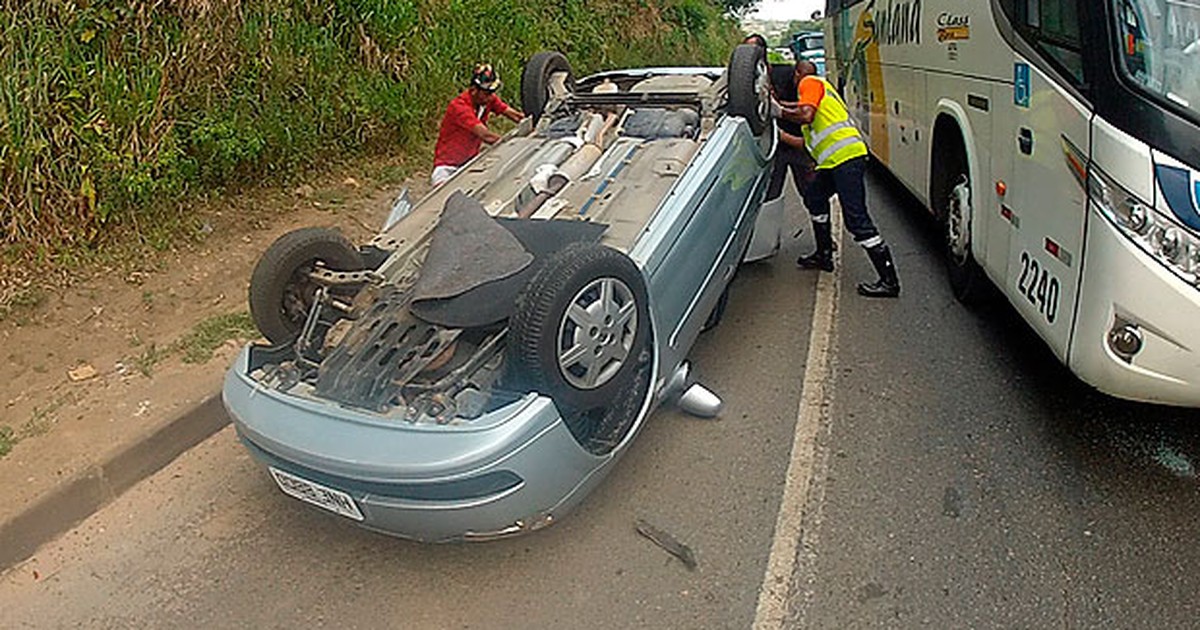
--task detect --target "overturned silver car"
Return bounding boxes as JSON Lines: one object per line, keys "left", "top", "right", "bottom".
{"left": 222, "top": 45, "right": 781, "bottom": 541}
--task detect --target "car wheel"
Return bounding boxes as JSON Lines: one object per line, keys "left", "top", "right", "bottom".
{"left": 562, "top": 352, "right": 652, "bottom": 456}
{"left": 726, "top": 43, "right": 770, "bottom": 136}
{"left": 509, "top": 242, "right": 652, "bottom": 412}
{"left": 521, "top": 51, "right": 574, "bottom": 125}
{"left": 934, "top": 142, "right": 987, "bottom": 306}
{"left": 249, "top": 227, "right": 364, "bottom": 344}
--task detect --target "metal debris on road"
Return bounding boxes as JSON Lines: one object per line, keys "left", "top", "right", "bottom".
{"left": 635, "top": 519, "right": 697, "bottom": 571}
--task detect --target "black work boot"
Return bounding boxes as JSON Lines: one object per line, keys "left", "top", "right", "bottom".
{"left": 857, "top": 244, "right": 900, "bottom": 298}
{"left": 797, "top": 221, "right": 834, "bottom": 272}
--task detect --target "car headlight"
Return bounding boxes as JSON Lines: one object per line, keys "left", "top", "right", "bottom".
{"left": 1090, "top": 165, "right": 1200, "bottom": 286}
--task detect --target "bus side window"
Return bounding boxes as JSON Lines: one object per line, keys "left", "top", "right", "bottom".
{"left": 1001, "top": 0, "right": 1087, "bottom": 87}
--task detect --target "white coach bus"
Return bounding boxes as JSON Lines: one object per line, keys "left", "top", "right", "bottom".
{"left": 824, "top": 0, "right": 1200, "bottom": 406}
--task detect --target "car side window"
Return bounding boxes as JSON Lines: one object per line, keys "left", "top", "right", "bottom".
{"left": 1000, "top": 0, "right": 1087, "bottom": 87}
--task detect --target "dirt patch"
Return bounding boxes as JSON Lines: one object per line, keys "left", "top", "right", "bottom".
{"left": 0, "top": 155, "right": 431, "bottom": 473}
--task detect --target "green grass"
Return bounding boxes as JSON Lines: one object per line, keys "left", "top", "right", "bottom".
{"left": 768, "top": 51, "right": 791, "bottom": 64}
{"left": 0, "top": 392, "right": 77, "bottom": 459}
{"left": 176, "top": 311, "right": 258, "bottom": 364}
{"left": 0, "top": 426, "right": 14, "bottom": 458}
{"left": 123, "top": 311, "right": 258, "bottom": 377}
{"left": 1, "top": 0, "right": 741, "bottom": 271}
{"left": 0, "top": 287, "right": 46, "bottom": 322}
{"left": 131, "top": 342, "right": 170, "bottom": 377}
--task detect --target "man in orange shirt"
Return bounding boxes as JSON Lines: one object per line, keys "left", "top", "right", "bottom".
{"left": 778, "top": 61, "right": 899, "bottom": 298}
{"left": 431, "top": 64, "right": 525, "bottom": 186}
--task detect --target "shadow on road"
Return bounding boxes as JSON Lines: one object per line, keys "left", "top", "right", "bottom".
{"left": 871, "top": 162, "right": 1200, "bottom": 491}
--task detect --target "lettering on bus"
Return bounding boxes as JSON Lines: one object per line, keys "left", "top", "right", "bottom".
{"left": 937, "top": 12, "right": 970, "bottom": 42}
{"left": 874, "top": 0, "right": 922, "bottom": 47}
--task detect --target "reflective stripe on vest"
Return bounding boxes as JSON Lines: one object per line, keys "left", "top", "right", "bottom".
{"left": 801, "top": 78, "right": 868, "bottom": 169}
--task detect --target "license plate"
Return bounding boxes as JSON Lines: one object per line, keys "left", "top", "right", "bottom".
{"left": 269, "top": 467, "right": 364, "bottom": 522}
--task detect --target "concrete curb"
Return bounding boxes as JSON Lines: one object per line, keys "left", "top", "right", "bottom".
{"left": 0, "top": 394, "right": 228, "bottom": 572}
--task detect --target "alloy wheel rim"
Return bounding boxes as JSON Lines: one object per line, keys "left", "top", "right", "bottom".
{"left": 557, "top": 277, "right": 637, "bottom": 390}
{"left": 755, "top": 59, "right": 771, "bottom": 123}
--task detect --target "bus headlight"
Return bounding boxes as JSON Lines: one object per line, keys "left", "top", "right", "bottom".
{"left": 1090, "top": 165, "right": 1200, "bottom": 285}
{"left": 1128, "top": 203, "right": 1149, "bottom": 233}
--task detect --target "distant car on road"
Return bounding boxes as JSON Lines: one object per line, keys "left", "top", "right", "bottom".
{"left": 222, "top": 45, "right": 782, "bottom": 542}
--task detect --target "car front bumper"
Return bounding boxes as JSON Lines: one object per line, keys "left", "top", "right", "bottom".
{"left": 222, "top": 346, "right": 609, "bottom": 542}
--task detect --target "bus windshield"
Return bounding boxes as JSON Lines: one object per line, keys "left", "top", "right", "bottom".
{"left": 1114, "top": 0, "right": 1200, "bottom": 119}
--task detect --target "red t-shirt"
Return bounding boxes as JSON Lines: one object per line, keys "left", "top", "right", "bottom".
{"left": 433, "top": 90, "right": 510, "bottom": 167}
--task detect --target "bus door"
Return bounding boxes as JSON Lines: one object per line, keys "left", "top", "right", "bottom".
{"left": 997, "top": 0, "right": 1092, "bottom": 360}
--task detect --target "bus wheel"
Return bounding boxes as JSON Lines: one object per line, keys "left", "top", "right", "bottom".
{"left": 938, "top": 161, "right": 987, "bottom": 305}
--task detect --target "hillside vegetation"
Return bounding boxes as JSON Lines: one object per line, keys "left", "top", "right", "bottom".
{"left": 0, "top": 0, "right": 741, "bottom": 267}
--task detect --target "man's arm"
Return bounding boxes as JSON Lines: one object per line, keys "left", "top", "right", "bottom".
{"left": 490, "top": 96, "right": 524, "bottom": 123}
{"left": 779, "top": 104, "right": 817, "bottom": 125}
{"left": 501, "top": 107, "right": 525, "bottom": 123}
{"left": 471, "top": 123, "right": 503, "bottom": 144}
{"left": 779, "top": 130, "right": 807, "bottom": 150}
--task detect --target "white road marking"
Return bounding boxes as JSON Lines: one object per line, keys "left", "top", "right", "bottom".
{"left": 752, "top": 204, "right": 843, "bottom": 630}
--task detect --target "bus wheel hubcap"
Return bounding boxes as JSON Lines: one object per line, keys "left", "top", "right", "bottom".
{"left": 947, "top": 175, "right": 971, "bottom": 263}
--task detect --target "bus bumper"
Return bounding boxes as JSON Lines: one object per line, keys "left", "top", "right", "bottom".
{"left": 1071, "top": 209, "right": 1200, "bottom": 407}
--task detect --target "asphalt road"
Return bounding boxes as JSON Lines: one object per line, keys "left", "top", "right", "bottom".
{"left": 0, "top": 187, "right": 819, "bottom": 629}
{"left": 792, "top": 168, "right": 1200, "bottom": 628}
{"left": 5, "top": 171, "right": 1200, "bottom": 629}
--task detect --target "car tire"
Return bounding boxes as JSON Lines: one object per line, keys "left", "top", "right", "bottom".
{"left": 509, "top": 242, "right": 652, "bottom": 412}
{"left": 521, "top": 51, "right": 573, "bottom": 125}
{"left": 561, "top": 353, "right": 652, "bottom": 456}
{"left": 249, "top": 227, "right": 363, "bottom": 344}
{"left": 726, "top": 43, "right": 770, "bottom": 136}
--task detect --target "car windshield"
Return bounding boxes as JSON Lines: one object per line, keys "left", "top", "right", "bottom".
{"left": 1114, "top": 0, "right": 1200, "bottom": 120}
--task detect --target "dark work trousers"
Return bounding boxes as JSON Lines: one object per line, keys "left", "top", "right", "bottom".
{"left": 766, "top": 144, "right": 815, "bottom": 201}
{"left": 801, "top": 156, "right": 883, "bottom": 248}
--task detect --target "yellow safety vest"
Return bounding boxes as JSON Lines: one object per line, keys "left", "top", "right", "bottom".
{"left": 801, "top": 77, "right": 868, "bottom": 170}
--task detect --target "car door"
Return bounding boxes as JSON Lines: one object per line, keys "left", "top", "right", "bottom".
{"left": 637, "top": 118, "right": 764, "bottom": 369}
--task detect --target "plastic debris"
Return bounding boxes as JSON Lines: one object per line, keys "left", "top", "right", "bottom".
{"left": 635, "top": 519, "right": 697, "bottom": 571}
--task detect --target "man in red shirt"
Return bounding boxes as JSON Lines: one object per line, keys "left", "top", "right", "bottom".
{"left": 431, "top": 63, "right": 524, "bottom": 186}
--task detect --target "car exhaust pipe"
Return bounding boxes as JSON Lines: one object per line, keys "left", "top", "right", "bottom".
{"left": 516, "top": 112, "right": 616, "bottom": 218}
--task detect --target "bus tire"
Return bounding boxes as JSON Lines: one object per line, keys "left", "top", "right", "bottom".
{"left": 933, "top": 133, "right": 987, "bottom": 306}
